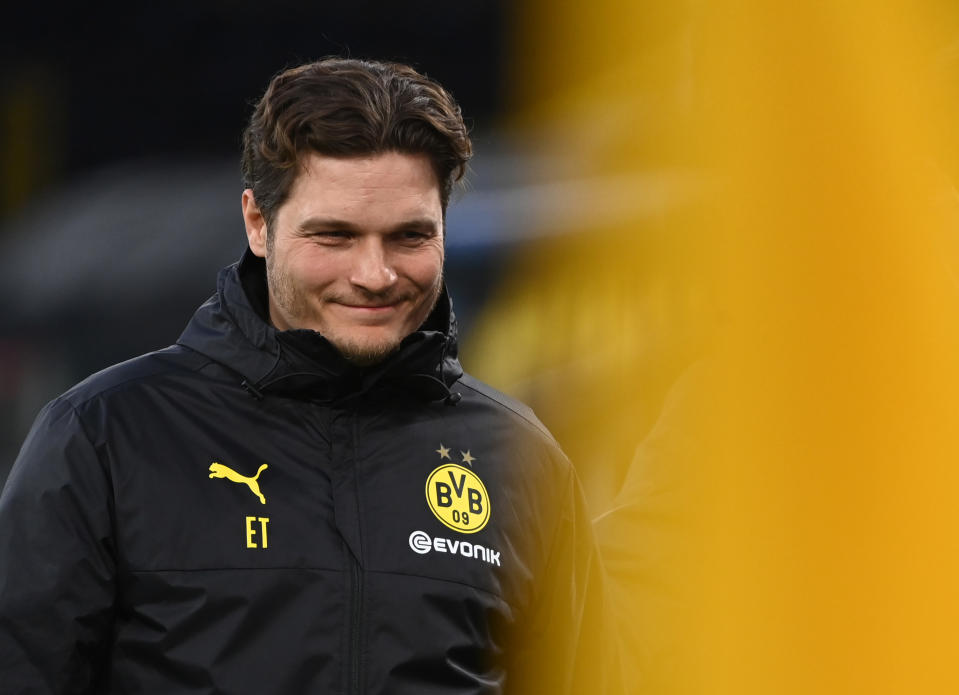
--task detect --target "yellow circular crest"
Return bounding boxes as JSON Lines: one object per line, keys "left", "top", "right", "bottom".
{"left": 425, "top": 463, "right": 490, "bottom": 534}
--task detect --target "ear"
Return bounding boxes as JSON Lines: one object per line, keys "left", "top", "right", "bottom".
{"left": 242, "top": 189, "right": 268, "bottom": 258}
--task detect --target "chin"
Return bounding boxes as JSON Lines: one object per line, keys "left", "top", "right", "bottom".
{"left": 333, "top": 336, "right": 402, "bottom": 367}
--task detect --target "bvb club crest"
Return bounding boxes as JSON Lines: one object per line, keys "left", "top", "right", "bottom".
{"left": 425, "top": 444, "right": 490, "bottom": 534}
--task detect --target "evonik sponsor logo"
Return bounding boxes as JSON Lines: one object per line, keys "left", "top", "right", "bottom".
{"left": 408, "top": 530, "right": 501, "bottom": 567}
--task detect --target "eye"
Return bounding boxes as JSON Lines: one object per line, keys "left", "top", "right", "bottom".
{"left": 314, "top": 230, "right": 353, "bottom": 244}
{"left": 396, "top": 229, "right": 435, "bottom": 245}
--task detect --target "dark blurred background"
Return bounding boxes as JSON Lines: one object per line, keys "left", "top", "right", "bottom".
{"left": 0, "top": 2, "right": 536, "bottom": 483}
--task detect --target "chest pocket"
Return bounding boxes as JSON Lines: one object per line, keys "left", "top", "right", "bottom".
{"left": 116, "top": 446, "right": 343, "bottom": 573}
{"left": 357, "top": 456, "right": 511, "bottom": 602}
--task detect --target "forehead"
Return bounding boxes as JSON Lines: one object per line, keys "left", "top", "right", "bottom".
{"left": 280, "top": 151, "right": 442, "bottom": 225}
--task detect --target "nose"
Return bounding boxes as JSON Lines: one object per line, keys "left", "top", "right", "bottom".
{"left": 349, "top": 238, "right": 398, "bottom": 294}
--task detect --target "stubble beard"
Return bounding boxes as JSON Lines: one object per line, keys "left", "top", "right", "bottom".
{"left": 330, "top": 334, "right": 405, "bottom": 368}
{"left": 265, "top": 249, "right": 444, "bottom": 368}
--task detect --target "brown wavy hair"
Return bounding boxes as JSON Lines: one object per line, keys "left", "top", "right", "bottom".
{"left": 241, "top": 58, "right": 472, "bottom": 229}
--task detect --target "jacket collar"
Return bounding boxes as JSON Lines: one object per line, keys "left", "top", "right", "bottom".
{"left": 177, "top": 249, "right": 463, "bottom": 402}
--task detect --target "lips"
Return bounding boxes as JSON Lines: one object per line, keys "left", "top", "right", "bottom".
{"left": 337, "top": 303, "right": 401, "bottom": 314}
{"left": 330, "top": 300, "right": 408, "bottom": 324}
{"left": 330, "top": 295, "right": 410, "bottom": 311}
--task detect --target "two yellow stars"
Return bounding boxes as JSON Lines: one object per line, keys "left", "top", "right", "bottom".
{"left": 436, "top": 443, "right": 475, "bottom": 467}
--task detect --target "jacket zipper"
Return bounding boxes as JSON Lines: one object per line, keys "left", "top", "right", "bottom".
{"left": 349, "top": 404, "right": 364, "bottom": 695}
{"left": 349, "top": 552, "right": 363, "bottom": 694}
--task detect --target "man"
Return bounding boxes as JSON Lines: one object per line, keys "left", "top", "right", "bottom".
{"left": 0, "top": 59, "right": 606, "bottom": 693}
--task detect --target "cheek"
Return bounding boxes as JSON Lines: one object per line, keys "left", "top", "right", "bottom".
{"left": 285, "top": 248, "right": 341, "bottom": 287}
{"left": 409, "top": 248, "right": 444, "bottom": 288}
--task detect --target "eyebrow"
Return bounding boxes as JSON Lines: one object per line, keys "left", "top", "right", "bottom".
{"left": 297, "top": 217, "right": 440, "bottom": 234}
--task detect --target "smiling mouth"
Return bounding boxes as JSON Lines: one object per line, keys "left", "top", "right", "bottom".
{"left": 333, "top": 295, "right": 410, "bottom": 309}
{"left": 340, "top": 303, "right": 399, "bottom": 310}
{"left": 334, "top": 302, "right": 403, "bottom": 326}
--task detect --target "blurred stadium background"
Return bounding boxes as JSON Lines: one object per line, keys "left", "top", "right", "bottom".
{"left": 0, "top": 1, "right": 519, "bottom": 481}
{"left": 5, "top": 2, "right": 959, "bottom": 693}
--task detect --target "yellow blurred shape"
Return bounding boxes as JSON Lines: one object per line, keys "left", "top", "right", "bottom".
{"left": 471, "top": 0, "right": 959, "bottom": 693}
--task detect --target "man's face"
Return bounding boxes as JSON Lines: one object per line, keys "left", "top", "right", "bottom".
{"left": 242, "top": 151, "right": 445, "bottom": 366}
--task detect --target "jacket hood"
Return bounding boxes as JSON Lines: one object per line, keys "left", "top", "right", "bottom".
{"left": 177, "top": 249, "right": 463, "bottom": 403}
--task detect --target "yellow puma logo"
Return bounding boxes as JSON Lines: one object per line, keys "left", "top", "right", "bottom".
{"left": 209, "top": 462, "right": 268, "bottom": 505}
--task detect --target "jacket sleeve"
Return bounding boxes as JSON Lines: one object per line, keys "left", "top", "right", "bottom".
{"left": 0, "top": 398, "right": 117, "bottom": 694}
{"left": 504, "top": 466, "right": 620, "bottom": 695}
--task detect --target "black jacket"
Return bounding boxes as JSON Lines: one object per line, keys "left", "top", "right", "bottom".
{"left": 0, "top": 252, "right": 605, "bottom": 694}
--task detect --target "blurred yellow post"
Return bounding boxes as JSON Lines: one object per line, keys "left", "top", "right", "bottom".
{"left": 471, "top": 0, "right": 959, "bottom": 692}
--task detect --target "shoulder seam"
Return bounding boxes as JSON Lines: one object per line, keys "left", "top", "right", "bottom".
{"left": 64, "top": 348, "right": 216, "bottom": 410}
{"left": 456, "top": 378, "right": 556, "bottom": 443}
